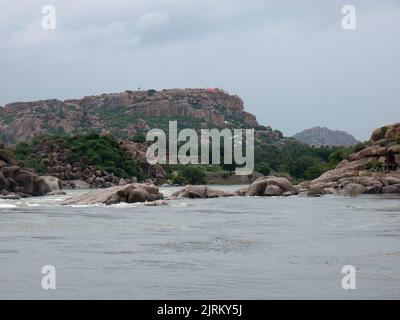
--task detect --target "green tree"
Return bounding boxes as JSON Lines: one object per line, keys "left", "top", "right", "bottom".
{"left": 132, "top": 133, "right": 146, "bottom": 143}
{"left": 304, "top": 162, "right": 329, "bottom": 180}
{"left": 172, "top": 166, "right": 207, "bottom": 185}
{"left": 328, "top": 147, "right": 351, "bottom": 168}
{"left": 255, "top": 162, "right": 272, "bottom": 176}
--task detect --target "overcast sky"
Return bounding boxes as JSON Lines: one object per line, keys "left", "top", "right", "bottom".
{"left": 0, "top": 0, "right": 399, "bottom": 140}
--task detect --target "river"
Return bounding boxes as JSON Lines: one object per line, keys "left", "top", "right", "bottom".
{"left": 0, "top": 186, "right": 399, "bottom": 299}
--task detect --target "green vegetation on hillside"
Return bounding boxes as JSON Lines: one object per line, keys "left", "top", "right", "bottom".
{"left": 167, "top": 165, "right": 207, "bottom": 185}
{"left": 255, "top": 139, "right": 352, "bottom": 181}
{"left": 13, "top": 134, "right": 144, "bottom": 180}
{"left": 65, "top": 134, "right": 143, "bottom": 179}
{"left": 11, "top": 130, "right": 354, "bottom": 184}
{"left": 13, "top": 140, "right": 47, "bottom": 174}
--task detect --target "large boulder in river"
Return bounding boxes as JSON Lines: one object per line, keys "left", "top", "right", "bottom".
{"left": 62, "top": 183, "right": 163, "bottom": 205}
{"left": 243, "top": 176, "right": 299, "bottom": 197}
{"left": 169, "top": 185, "right": 234, "bottom": 199}
{"left": 40, "top": 176, "right": 63, "bottom": 193}
{"left": 264, "top": 185, "right": 283, "bottom": 196}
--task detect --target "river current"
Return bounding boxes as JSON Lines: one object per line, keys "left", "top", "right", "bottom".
{"left": 0, "top": 186, "right": 399, "bottom": 299}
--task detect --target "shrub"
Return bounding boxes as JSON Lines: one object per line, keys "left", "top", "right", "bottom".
{"left": 379, "top": 139, "right": 389, "bottom": 147}
{"left": 255, "top": 162, "right": 272, "bottom": 176}
{"left": 304, "top": 163, "right": 329, "bottom": 180}
{"left": 363, "top": 160, "right": 382, "bottom": 171}
{"left": 219, "top": 173, "right": 228, "bottom": 179}
{"left": 328, "top": 147, "right": 352, "bottom": 167}
{"left": 171, "top": 166, "right": 207, "bottom": 185}
{"left": 13, "top": 134, "right": 145, "bottom": 180}
{"left": 132, "top": 133, "right": 146, "bottom": 143}
{"left": 353, "top": 142, "right": 366, "bottom": 153}
{"left": 13, "top": 142, "right": 47, "bottom": 174}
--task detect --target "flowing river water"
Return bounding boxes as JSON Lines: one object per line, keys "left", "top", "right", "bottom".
{"left": 0, "top": 186, "right": 399, "bottom": 299}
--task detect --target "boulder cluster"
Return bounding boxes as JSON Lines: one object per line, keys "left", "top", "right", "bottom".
{"left": 19, "top": 137, "right": 169, "bottom": 189}
{"left": 0, "top": 143, "right": 62, "bottom": 198}
{"left": 169, "top": 185, "right": 235, "bottom": 199}
{"left": 168, "top": 176, "right": 299, "bottom": 200}
{"left": 306, "top": 172, "right": 400, "bottom": 196}
{"left": 304, "top": 123, "right": 400, "bottom": 196}
{"left": 62, "top": 183, "right": 164, "bottom": 205}
{"left": 234, "top": 176, "right": 299, "bottom": 197}
{"left": 29, "top": 138, "right": 123, "bottom": 188}
{"left": 62, "top": 176, "right": 300, "bottom": 205}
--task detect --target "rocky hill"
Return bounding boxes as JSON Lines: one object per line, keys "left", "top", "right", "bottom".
{"left": 12, "top": 134, "right": 168, "bottom": 188}
{"left": 303, "top": 123, "right": 400, "bottom": 195}
{"left": 293, "top": 126, "right": 359, "bottom": 147}
{"left": 0, "top": 88, "right": 281, "bottom": 144}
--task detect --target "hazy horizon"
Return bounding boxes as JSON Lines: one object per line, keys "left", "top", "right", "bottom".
{"left": 1, "top": 0, "right": 399, "bottom": 140}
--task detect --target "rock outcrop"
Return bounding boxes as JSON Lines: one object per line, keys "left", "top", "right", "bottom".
{"left": 237, "top": 176, "right": 299, "bottom": 197}
{"left": 306, "top": 123, "right": 400, "bottom": 196}
{"left": 62, "top": 183, "right": 163, "bottom": 205}
{"left": 169, "top": 185, "right": 235, "bottom": 199}
{"left": 0, "top": 88, "right": 281, "bottom": 144}
{"left": 0, "top": 143, "right": 62, "bottom": 197}
{"left": 293, "top": 126, "right": 359, "bottom": 147}
{"left": 14, "top": 136, "right": 168, "bottom": 188}
{"left": 120, "top": 140, "right": 168, "bottom": 183}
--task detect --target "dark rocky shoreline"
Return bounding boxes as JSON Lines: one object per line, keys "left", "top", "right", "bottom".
{"left": 0, "top": 143, "right": 62, "bottom": 199}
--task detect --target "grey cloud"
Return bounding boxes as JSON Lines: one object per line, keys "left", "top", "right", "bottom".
{"left": 0, "top": 0, "right": 399, "bottom": 140}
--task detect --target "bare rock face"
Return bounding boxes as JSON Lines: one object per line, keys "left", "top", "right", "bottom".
{"left": 0, "top": 88, "right": 271, "bottom": 144}
{"left": 62, "top": 183, "right": 163, "bottom": 205}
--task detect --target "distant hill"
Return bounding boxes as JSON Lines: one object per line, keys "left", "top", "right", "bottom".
{"left": 293, "top": 127, "right": 359, "bottom": 147}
